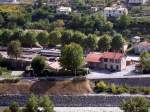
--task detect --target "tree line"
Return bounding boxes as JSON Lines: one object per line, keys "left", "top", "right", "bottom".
{"left": 2, "top": 29, "right": 125, "bottom": 52}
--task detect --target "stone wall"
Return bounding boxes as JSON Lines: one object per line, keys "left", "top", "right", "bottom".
{"left": 0, "top": 95, "right": 149, "bottom": 107}
{"left": 93, "top": 77, "right": 150, "bottom": 87}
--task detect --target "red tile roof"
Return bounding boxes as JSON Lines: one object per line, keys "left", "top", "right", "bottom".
{"left": 49, "top": 61, "right": 61, "bottom": 71}
{"left": 85, "top": 52, "right": 102, "bottom": 62}
{"left": 85, "top": 52, "right": 124, "bottom": 63}
{"left": 102, "top": 52, "right": 124, "bottom": 60}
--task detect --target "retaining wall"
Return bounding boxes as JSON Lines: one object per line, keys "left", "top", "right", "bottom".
{"left": 93, "top": 77, "right": 150, "bottom": 87}
{"left": 0, "top": 95, "right": 149, "bottom": 107}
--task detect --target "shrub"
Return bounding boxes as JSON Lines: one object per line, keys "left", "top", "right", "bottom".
{"left": 96, "top": 81, "right": 108, "bottom": 92}
{"left": 143, "top": 88, "right": 150, "bottom": 95}
{"left": 117, "top": 86, "right": 127, "bottom": 94}
{"left": 110, "top": 83, "right": 117, "bottom": 94}
{"left": 129, "top": 87, "right": 140, "bottom": 94}
{"left": 3, "top": 108, "right": 11, "bottom": 112}
{"left": 120, "top": 97, "right": 150, "bottom": 112}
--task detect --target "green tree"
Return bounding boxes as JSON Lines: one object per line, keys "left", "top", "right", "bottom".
{"left": 9, "top": 102, "right": 19, "bottom": 112}
{"left": 120, "top": 97, "right": 150, "bottom": 112}
{"left": 118, "top": 14, "right": 131, "bottom": 29}
{"left": 36, "top": 32, "right": 48, "bottom": 46}
{"left": 140, "top": 51, "right": 150, "bottom": 71}
{"left": 0, "top": 14, "right": 4, "bottom": 26}
{"left": 54, "top": 19, "right": 65, "bottom": 28}
{"left": 21, "top": 32, "right": 36, "bottom": 48}
{"left": 83, "top": 34, "right": 98, "bottom": 51}
{"left": 39, "top": 96, "right": 54, "bottom": 112}
{"left": 49, "top": 30, "right": 61, "bottom": 46}
{"left": 60, "top": 43, "right": 84, "bottom": 75}
{"left": 72, "top": 31, "right": 86, "bottom": 45}
{"left": 98, "top": 34, "right": 111, "bottom": 52}
{"left": 7, "top": 40, "right": 22, "bottom": 59}
{"left": 31, "top": 56, "right": 46, "bottom": 75}
{"left": 111, "top": 34, "right": 125, "bottom": 51}
{"left": 25, "top": 94, "right": 38, "bottom": 112}
{"left": 12, "top": 30, "right": 24, "bottom": 41}
{"left": 61, "top": 30, "right": 73, "bottom": 46}
{"left": 105, "top": 0, "right": 112, "bottom": 6}
{"left": 104, "top": 21, "right": 113, "bottom": 31}
{"left": 0, "top": 30, "right": 13, "bottom": 46}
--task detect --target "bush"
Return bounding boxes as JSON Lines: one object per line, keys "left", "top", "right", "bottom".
{"left": 96, "top": 81, "right": 108, "bottom": 92}
{"left": 3, "top": 108, "right": 11, "bottom": 112}
{"left": 129, "top": 87, "right": 140, "bottom": 94}
{"left": 143, "top": 88, "right": 150, "bottom": 95}
{"left": 117, "top": 86, "right": 127, "bottom": 94}
{"left": 109, "top": 83, "right": 117, "bottom": 94}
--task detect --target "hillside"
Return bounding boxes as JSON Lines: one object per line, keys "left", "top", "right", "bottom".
{"left": 0, "top": 79, "right": 93, "bottom": 95}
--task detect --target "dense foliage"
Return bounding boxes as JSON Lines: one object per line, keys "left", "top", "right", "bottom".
{"left": 31, "top": 56, "right": 46, "bottom": 75}
{"left": 60, "top": 43, "right": 84, "bottom": 75}
{"left": 120, "top": 97, "right": 150, "bottom": 112}
{"left": 95, "top": 81, "right": 150, "bottom": 94}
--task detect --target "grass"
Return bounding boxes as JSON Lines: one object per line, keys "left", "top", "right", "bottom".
{"left": 0, "top": 67, "right": 13, "bottom": 79}
{"left": 0, "top": 79, "right": 92, "bottom": 95}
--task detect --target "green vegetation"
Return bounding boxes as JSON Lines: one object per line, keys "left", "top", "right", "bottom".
{"left": 3, "top": 94, "right": 54, "bottom": 112}
{"left": 95, "top": 81, "right": 150, "bottom": 95}
{"left": 98, "top": 34, "right": 111, "bottom": 52}
{"left": 60, "top": 43, "right": 84, "bottom": 76}
{"left": 0, "top": 67, "right": 12, "bottom": 79}
{"left": 31, "top": 56, "right": 46, "bottom": 75}
{"left": 140, "top": 51, "right": 150, "bottom": 72}
{"left": 120, "top": 97, "right": 150, "bottom": 112}
{"left": 111, "top": 33, "right": 125, "bottom": 51}
{"left": 7, "top": 40, "right": 22, "bottom": 59}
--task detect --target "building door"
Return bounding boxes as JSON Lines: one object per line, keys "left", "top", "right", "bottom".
{"left": 110, "top": 65, "right": 113, "bottom": 70}
{"left": 116, "top": 65, "right": 119, "bottom": 70}
{"left": 105, "top": 64, "right": 107, "bottom": 69}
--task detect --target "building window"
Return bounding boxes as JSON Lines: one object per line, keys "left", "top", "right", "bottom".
{"left": 110, "top": 59, "right": 114, "bottom": 63}
{"left": 115, "top": 59, "right": 120, "bottom": 63}
{"left": 104, "top": 58, "right": 108, "bottom": 62}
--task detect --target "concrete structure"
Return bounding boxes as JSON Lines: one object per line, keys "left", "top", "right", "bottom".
{"left": 85, "top": 52, "right": 126, "bottom": 71}
{"left": 128, "top": 0, "right": 148, "bottom": 4}
{"left": 56, "top": 6, "right": 72, "bottom": 14}
{"left": 91, "top": 7, "right": 98, "bottom": 12}
{"left": 40, "top": 49, "right": 61, "bottom": 57}
{"left": 131, "top": 36, "right": 142, "bottom": 43}
{"left": 0, "top": 0, "right": 19, "bottom": 4}
{"left": 47, "top": 0, "right": 71, "bottom": 5}
{"left": 134, "top": 41, "right": 150, "bottom": 54}
{"left": 104, "top": 6, "right": 128, "bottom": 18}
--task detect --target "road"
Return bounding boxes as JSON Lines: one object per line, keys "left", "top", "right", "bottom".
{"left": 0, "top": 107, "right": 122, "bottom": 112}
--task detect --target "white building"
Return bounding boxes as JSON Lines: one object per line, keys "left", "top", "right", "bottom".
{"left": 85, "top": 52, "right": 126, "bottom": 71}
{"left": 0, "top": 0, "right": 18, "bottom": 4}
{"left": 56, "top": 6, "right": 72, "bottom": 14}
{"left": 128, "top": 0, "right": 147, "bottom": 4}
{"left": 104, "top": 6, "right": 128, "bottom": 18}
{"left": 131, "top": 36, "right": 142, "bottom": 43}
